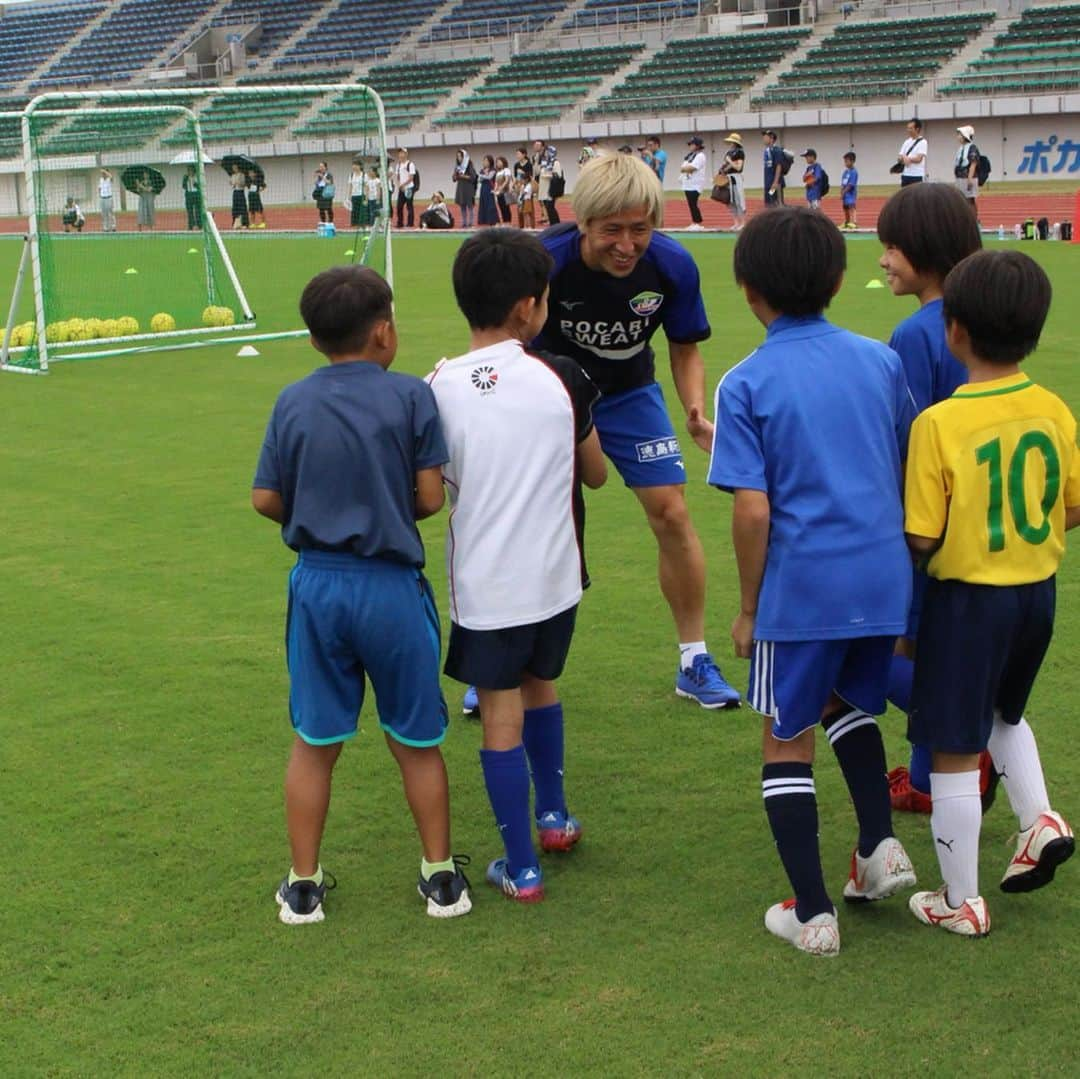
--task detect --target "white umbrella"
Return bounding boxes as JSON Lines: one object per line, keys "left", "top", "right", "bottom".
{"left": 169, "top": 149, "right": 215, "bottom": 164}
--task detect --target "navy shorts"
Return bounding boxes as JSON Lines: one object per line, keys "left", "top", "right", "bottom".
{"left": 749, "top": 636, "right": 895, "bottom": 741}
{"left": 909, "top": 577, "right": 1055, "bottom": 754}
{"left": 444, "top": 605, "right": 578, "bottom": 690}
{"left": 286, "top": 551, "right": 448, "bottom": 747}
{"left": 906, "top": 568, "right": 928, "bottom": 639}
{"left": 593, "top": 382, "right": 686, "bottom": 488}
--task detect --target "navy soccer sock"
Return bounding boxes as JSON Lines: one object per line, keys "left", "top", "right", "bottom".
{"left": 762, "top": 763, "right": 832, "bottom": 922}
{"left": 479, "top": 744, "right": 537, "bottom": 877}
{"left": 908, "top": 743, "right": 933, "bottom": 795}
{"left": 522, "top": 702, "right": 566, "bottom": 818}
{"left": 823, "top": 707, "right": 893, "bottom": 857}
{"left": 886, "top": 653, "right": 913, "bottom": 712}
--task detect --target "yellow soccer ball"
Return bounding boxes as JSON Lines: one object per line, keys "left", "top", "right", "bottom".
{"left": 117, "top": 316, "right": 140, "bottom": 336}
{"left": 83, "top": 318, "right": 104, "bottom": 339}
{"left": 150, "top": 312, "right": 177, "bottom": 333}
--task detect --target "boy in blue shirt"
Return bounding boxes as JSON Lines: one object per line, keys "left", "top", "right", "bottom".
{"left": 840, "top": 151, "right": 858, "bottom": 230}
{"left": 876, "top": 182, "right": 996, "bottom": 817}
{"left": 709, "top": 208, "right": 918, "bottom": 956}
{"left": 253, "top": 265, "right": 471, "bottom": 925}
{"left": 800, "top": 149, "right": 824, "bottom": 209}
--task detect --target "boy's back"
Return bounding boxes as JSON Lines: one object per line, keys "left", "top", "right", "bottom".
{"left": 888, "top": 300, "right": 965, "bottom": 413}
{"left": 710, "top": 315, "right": 915, "bottom": 640}
{"left": 428, "top": 340, "right": 596, "bottom": 628}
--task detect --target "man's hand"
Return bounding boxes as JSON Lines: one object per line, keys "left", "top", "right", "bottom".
{"left": 687, "top": 406, "right": 714, "bottom": 453}
{"left": 731, "top": 612, "right": 754, "bottom": 659}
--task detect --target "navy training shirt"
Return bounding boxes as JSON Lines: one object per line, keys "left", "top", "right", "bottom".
{"left": 536, "top": 223, "right": 710, "bottom": 397}
{"left": 253, "top": 361, "right": 448, "bottom": 565}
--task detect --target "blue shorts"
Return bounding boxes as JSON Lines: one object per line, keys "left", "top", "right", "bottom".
{"left": 748, "top": 636, "right": 895, "bottom": 741}
{"left": 909, "top": 577, "right": 1055, "bottom": 754}
{"left": 593, "top": 382, "right": 685, "bottom": 488}
{"left": 285, "top": 551, "right": 448, "bottom": 747}
{"left": 444, "top": 605, "right": 577, "bottom": 690}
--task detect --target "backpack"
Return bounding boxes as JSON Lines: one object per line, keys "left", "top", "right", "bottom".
{"left": 411, "top": 162, "right": 420, "bottom": 191}
{"left": 975, "top": 153, "right": 990, "bottom": 187}
{"left": 779, "top": 148, "right": 794, "bottom": 176}
{"left": 818, "top": 169, "right": 830, "bottom": 198}
{"left": 548, "top": 167, "right": 565, "bottom": 199}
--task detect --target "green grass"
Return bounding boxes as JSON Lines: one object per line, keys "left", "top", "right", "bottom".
{"left": 3, "top": 234, "right": 1080, "bottom": 1076}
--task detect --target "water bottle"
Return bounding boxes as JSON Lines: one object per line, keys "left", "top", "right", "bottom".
{"left": 997, "top": 224, "right": 1005, "bottom": 241}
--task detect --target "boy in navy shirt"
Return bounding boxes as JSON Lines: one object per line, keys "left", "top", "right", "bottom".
{"left": 253, "top": 265, "right": 471, "bottom": 925}
{"left": 800, "top": 149, "right": 824, "bottom": 210}
{"left": 840, "top": 151, "right": 858, "bottom": 230}
{"left": 709, "top": 208, "right": 918, "bottom": 956}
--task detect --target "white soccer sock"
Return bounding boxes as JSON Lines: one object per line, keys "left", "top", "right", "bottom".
{"left": 987, "top": 715, "right": 1050, "bottom": 831}
{"left": 929, "top": 770, "right": 982, "bottom": 907}
{"left": 679, "top": 641, "right": 707, "bottom": 670}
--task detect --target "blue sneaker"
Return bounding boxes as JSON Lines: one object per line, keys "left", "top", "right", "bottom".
{"left": 537, "top": 809, "right": 583, "bottom": 852}
{"left": 486, "top": 858, "right": 544, "bottom": 903}
{"left": 275, "top": 871, "right": 336, "bottom": 925}
{"left": 462, "top": 685, "right": 479, "bottom": 718}
{"left": 675, "top": 653, "right": 741, "bottom": 709}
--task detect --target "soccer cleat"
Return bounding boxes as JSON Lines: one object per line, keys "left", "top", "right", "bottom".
{"left": 417, "top": 854, "right": 473, "bottom": 918}
{"left": 764, "top": 899, "right": 840, "bottom": 957}
{"left": 485, "top": 858, "right": 544, "bottom": 903}
{"left": 909, "top": 886, "right": 990, "bottom": 937}
{"left": 536, "top": 809, "right": 582, "bottom": 853}
{"left": 462, "top": 685, "right": 480, "bottom": 718}
{"left": 843, "top": 836, "right": 917, "bottom": 902}
{"left": 275, "top": 872, "right": 337, "bottom": 925}
{"left": 888, "top": 765, "right": 932, "bottom": 814}
{"left": 979, "top": 750, "right": 1000, "bottom": 814}
{"left": 675, "top": 654, "right": 741, "bottom": 710}
{"left": 1000, "top": 810, "right": 1075, "bottom": 893}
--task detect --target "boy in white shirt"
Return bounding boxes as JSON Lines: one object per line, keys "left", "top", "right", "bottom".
{"left": 427, "top": 229, "right": 607, "bottom": 902}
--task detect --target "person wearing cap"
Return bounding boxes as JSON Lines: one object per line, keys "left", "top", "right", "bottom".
{"left": 897, "top": 118, "right": 927, "bottom": 186}
{"left": 680, "top": 135, "right": 708, "bottom": 230}
{"left": 954, "top": 125, "right": 981, "bottom": 218}
{"left": 719, "top": 132, "right": 746, "bottom": 230}
{"left": 578, "top": 136, "right": 600, "bottom": 166}
{"left": 762, "top": 130, "right": 785, "bottom": 206}
{"left": 641, "top": 136, "right": 667, "bottom": 183}
{"left": 801, "top": 148, "right": 825, "bottom": 210}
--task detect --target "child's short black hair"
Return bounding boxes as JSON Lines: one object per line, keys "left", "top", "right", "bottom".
{"left": 300, "top": 265, "right": 393, "bottom": 355}
{"left": 877, "top": 183, "right": 982, "bottom": 279}
{"left": 452, "top": 228, "right": 553, "bottom": 329}
{"left": 943, "top": 250, "right": 1052, "bottom": 365}
{"left": 843, "top": 151, "right": 856, "bottom": 162}
{"left": 733, "top": 207, "right": 845, "bottom": 317}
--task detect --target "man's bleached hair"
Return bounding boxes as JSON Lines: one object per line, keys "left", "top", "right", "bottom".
{"left": 572, "top": 151, "right": 664, "bottom": 227}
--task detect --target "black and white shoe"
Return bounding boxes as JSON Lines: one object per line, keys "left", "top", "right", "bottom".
{"left": 417, "top": 855, "right": 473, "bottom": 919}
{"left": 276, "top": 872, "right": 336, "bottom": 925}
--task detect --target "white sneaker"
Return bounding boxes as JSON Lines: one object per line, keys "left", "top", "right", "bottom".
{"left": 685, "top": 223, "right": 706, "bottom": 231}
{"left": 1001, "top": 809, "right": 1075, "bottom": 893}
{"left": 843, "top": 836, "right": 917, "bottom": 902}
{"left": 909, "top": 886, "right": 990, "bottom": 937}
{"left": 764, "top": 899, "right": 840, "bottom": 956}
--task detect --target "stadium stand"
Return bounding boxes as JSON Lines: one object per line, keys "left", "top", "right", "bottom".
{"left": 752, "top": 12, "right": 993, "bottom": 107}
{"left": 587, "top": 28, "right": 811, "bottom": 117}
{"left": 566, "top": 0, "right": 702, "bottom": 30}
{"left": 40, "top": 97, "right": 197, "bottom": 154}
{"left": 438, "top": 44, "right": 644, "bottom": 128}
{"left": 421, "top": 1, "right": 569, "bottom": 44}
{"left": 32, "top": 0, "right": 216, "bottom": 90}
{"left": 294, "top": 59, "right": 492, "bottom": 136}
{"left": 162, "top": 87, "right": 314, "bottom": 145}
{"left": 0, "top": 2, "right": 103, "bottom": 93}
{"left": 942, "top": 4, "right": 1080, "bottom": 97}
{"left": 275, "top": 0, "right": 445, "bottom": 68}
{"left": 215, "top": 0, "right": 326, "bottom": 62}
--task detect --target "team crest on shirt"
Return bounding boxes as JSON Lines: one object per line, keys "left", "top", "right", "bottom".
{"left": 628, "top": 290, "right": 664, "bottom": 317}
{"left": 470, "top": 364, "right": 498, "bottom": 394}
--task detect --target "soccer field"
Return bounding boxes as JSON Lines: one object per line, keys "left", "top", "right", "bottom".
{"left": 3, "top": 232, "right": 1079, "bottom": 1076}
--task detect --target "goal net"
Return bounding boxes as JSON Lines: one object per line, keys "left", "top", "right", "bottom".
{"left": 2, "top": 85, "right": 391, "bottom": 374}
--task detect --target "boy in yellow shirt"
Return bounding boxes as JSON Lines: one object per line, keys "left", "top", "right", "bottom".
{"left": 905, "top": 250, "right": 1080, "bottom": 937}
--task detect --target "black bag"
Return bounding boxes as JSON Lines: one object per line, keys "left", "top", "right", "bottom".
{"left": 411, "top": 163, "right": 419, "bottom": 191}
{"left": 548, "top": 169, "right": 565, "bottom": 198}
{"left": 889, "top": 161, "right": 905, "bottom": 174}
{"left": 819, "top": 169, "right": 830, "bottom": 198}
{"left": 779, "top": 149, "right": 794, "bottom": 176}
{"left": 312, "top": 186, "right": 320, "bottom": 200}
{"left": 1037, "top": 217, "right": 1049, "bottom": 240}
{"left": 975, "top": 153, "right": 991, "bottom": 187}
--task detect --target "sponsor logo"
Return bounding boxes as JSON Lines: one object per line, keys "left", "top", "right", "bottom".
{"left": 629, "top": 290, "right": 663, "bottom": 317}
{"left": 635, "top": 436, "right": 682, "bottom": 463}
{"left": 560, "top": 299, "right": 585, "bottom": 311}
{"left": 470, "top": 364, "right": 498, "bottom": 393}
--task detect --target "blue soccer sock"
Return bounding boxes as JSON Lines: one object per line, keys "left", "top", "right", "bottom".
{"left": 522, "top": 702, "right": 566, "bottom": 818}
{"left": 908, "top": 743, "right": 933, "bottom": 795}
{"left": 823, "top": 707, "right": 893, "bottom": 858}
{"left": 479, "top": 744, "right": 537, "bottom": 878}
{"left": 886, "top": 654, "right": 913, "bottom": 712}
{"left": 762, "top": 763, "right": 832, "bottom": 922}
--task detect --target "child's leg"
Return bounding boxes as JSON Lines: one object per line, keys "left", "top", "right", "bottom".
{"left": 521, "top": 675, "right": 564, "bottom": 818}
{"left": 384, "top": 735, "right": 450, "bottom": 864}
{"left": 284, "top": 736, "right": 343, "bottom": 876}
{"left": 988, "top": 714, "right": 1049, "bottom": 830}
{"left": 929, "top": 751, "right": 982, "bottom": 906}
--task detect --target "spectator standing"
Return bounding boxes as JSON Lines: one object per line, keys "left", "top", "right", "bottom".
{"left": 182, "top": 166, "right": 202, "bottom": 230}
{"left": 394, "top": 148, "right": 416, "bottom": 229}
{"left": 762, "top": 129, "right": 785, "bottom": 206}
{"left": 366, "top": 166, "right": 383, "bottom": 224}
{"left": 477, "top": 155, "right": 499, "bottom": 227}
{"left": 512, "top": 146, "right": 533, "bottom": 229}
{"left": 578, "top": 136, "right": 600, "bottom": 166}
{"left": 537, "top": 144, "right": 563, "bottom": 226}
{"left": 801, "top": 148, "right": 825, "bottom": 210}
{"left": 680, "top": 135, "right": 707, "bottom": 230}
{"left": 247, "top": 171, "right": 266, "bottom": 229}
{"left": 494, "top": 155, "right": 513, "bottom": 224}
{"left": 719, "top": 132, "right": 746, "bottom": 230}
{"left": 897, "top": 118, "right": 927, "bottom": 186}
{"left": 136, "top": 174, "right": 156, "bottom": 232}
{"left": 99, "top": 168, "right": 116, "bottom": 232}
{"left": 954, "top": 125, "right": 981, "bottom": 220}
{"left": 349, "top": 160, "right": 366, "bottom": 226}
{"left": 231, "top": 165, "right": 249, "bottom": 228}
{"left": 641, "top": 135, "right": 667, "bottom": 183}
{"left": 453, "top": 149, "right": 477, "bottom": 229}
{"left": 840, "top": 151, "right": 858, "bottom": 230}
{"left": 314, "top": 161, "right": 334, "bottom": 226}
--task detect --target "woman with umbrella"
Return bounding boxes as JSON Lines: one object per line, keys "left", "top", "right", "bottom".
{"left": 136, "top": 172, "right": 156, "bottom": 232}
